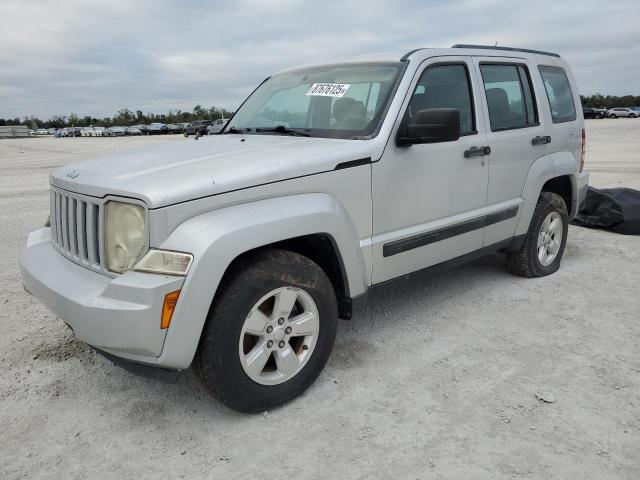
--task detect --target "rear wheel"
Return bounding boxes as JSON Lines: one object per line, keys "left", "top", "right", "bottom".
{"left": 194, "top": 249, "right": 338, "bottom": 412}
{"left": 507, "top": 192, "right": 568, "bottom": 278}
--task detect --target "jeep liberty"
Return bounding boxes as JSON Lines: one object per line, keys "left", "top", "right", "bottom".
{"left": 20, "top": 45, "right": 589, "bottom": 412}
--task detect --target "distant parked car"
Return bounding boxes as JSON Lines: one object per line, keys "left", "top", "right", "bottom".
{"left": 129, "top": 124, "right": 149, "bottom": 135}
{"left": 207, "top": 119, "right": 228, "bottom": 134}
{"left": 582, "top": 108, "right": 606, "bottom": 119}
{"left": 125, "top": 126, "right": 142, "bottom": 136}
{"left": 166, "top": 124, "right": 184, "bottom": 134}
{"left": 81, "top": 128, "right": 93, "bottom": 137}
{"left": 36, "top": 129, "right": 49, "bottom": 135}
{"left": 29, "top": 130, "right": 36, "bottom": 136}
{"left": 106, "top": 126, "right": 126, "bottom": 137}
{"left": 147, "top": 123, "right": 169, "bottom": 135}
{"left": 607, "top": 108, "right": 637, "bottom": 118}
{"left": 93, "top": 127, "right": 105, "bottom": 137}
{"left": 54, "top": 129, "right": 63, "bottom": 138}
{"left": 184, "top": 120, "right": 213, "bottom": 137}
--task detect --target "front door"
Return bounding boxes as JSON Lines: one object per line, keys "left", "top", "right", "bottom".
{"left": 371, "top": 57, "right": 490, "bottom": 284}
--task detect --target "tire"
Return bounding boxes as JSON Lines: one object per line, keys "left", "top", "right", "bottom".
{"left": 507, "top": 192, "right": 568, "bottom": 278}
{"left": 194, "top": 248, "right": 338, "bottom": 412}
{"left": 609, "top": 114, "right": 617, "bottom": 119}
{"left": 630, "top": 114, "right": 636, "bottom": 118}
{"left": 184, "top": 132, "right": 189, "bottom": 137}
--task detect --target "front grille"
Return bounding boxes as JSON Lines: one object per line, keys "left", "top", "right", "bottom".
{"left": 50, "top": 187, "right": 106, "bottom": 274}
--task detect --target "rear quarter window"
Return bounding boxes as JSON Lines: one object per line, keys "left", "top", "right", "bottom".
{"left": 538, "top": 66, "right": 577, "bottom": 123}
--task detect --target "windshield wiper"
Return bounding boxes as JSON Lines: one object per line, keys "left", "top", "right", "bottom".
{"left": 223, "top": 126, "right": 246, "bottom": 134}
{"left": 255, "top": 125, "right": 312, "bottom": 137}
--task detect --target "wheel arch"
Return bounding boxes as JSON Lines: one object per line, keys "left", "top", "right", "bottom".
{"left": 154, "top": 193, "right": 368, "bottom": 369}
{"left": 516, "top": 152, "right": 578, "bottom": 236}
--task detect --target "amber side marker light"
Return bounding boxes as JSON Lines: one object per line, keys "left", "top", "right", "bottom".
{"left": 161, "top": 290, "right": 181, "bottom": 329}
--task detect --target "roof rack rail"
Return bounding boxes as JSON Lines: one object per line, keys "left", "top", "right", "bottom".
{"left": 451, "top": 44, "right": 560, "bottom": 58}
{"left": 400, "top": 48, "right": 425, "bottom": 61}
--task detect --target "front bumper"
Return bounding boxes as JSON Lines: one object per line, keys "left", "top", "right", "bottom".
{"left": 20, "top": 227, "right": 184, "bottom": 366}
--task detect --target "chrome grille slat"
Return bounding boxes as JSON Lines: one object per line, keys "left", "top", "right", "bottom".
{"left": 61, "top": 195, "right": 68, "bottom": 251}
{"left": 97, "top": 203, "right": 105, "bottom": 266}
{"left": 69, "top": 198, "right": 77, "bottom": 256}
{"left": 50, "top": 190, "right": 57, "bottom": 242}
{"left": 77, "top": 200, "right": 87, "bottom": 261}
{"left": 55, "top": 193, "right": 62, "bottom": 245}
{"left": 87, "top": 203, "right": 98, "bottom": 266}
{"left": 50, "top": 187, "right": 105, "bottom": 274}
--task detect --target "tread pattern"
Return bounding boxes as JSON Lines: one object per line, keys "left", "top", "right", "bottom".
{"left": 507, "top": 192, "right": 568, "bottom": 278}
{"left": 194, "top": 248, "right": 337, "bottom": 412}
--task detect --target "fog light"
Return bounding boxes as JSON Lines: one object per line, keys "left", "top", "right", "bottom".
{"left": 134, "top": 249, "right": 193, "bottom": 276}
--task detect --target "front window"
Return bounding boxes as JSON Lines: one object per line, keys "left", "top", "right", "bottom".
{"left": 224, "top": 62, "right": 404, "bottom": 139}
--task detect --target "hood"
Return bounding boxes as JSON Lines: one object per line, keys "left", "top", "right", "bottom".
{"left": 50, "top": 135, "right": 372, "bottom": 208}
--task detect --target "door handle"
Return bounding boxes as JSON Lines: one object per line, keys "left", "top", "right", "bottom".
{"left": 464, "top": 146, "right": 491, "bottom": 158}
{"left": 531, "top": 135, "right": 551, "bottom": 146}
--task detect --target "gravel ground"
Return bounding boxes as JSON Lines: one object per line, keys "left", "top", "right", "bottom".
{"left": 1, "top": 121, "right": 639, "bottom": 479}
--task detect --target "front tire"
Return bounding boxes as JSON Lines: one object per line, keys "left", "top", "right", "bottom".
{"left": 195, "top": 249, "right": 338, "bottom": 412}
{"left": 507, "top": 192, "right": 568, "bottom": 278}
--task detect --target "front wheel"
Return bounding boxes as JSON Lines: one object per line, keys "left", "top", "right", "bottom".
{"left": 507, "top": 192, "right": 568, "bottom": 278}
{"left": 194, "top": 249, "right": 338, "bottom": 412}
{"left": 630, "top": 114, "right": 636, "bottom": 118}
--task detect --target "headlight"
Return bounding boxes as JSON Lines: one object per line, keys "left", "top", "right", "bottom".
{"left": 134, "top": 249, "right": 193, "bottom": 276}
{"left": 104, "top": 201, "right": 146, "bottom": 273}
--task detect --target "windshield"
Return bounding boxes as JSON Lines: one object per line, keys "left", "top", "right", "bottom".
{"left": 224, "top": 62, "right": 403, "bottom": 139}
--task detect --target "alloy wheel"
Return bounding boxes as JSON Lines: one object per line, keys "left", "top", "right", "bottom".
{"left": 239, "top": 286, "right": 320, "bottom": 385}
{"left": 537, "top": 211, "right": 563, "bottom": 266}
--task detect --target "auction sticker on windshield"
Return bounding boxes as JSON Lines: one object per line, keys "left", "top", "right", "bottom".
{"left": 306, "top": 83, "right": 351, "bottom": 97}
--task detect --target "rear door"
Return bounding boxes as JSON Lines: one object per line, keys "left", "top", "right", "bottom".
{"left": 472, "top": 57, "right": 548, "bottom": 246}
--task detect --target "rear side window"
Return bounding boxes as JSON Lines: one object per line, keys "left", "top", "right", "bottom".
{"left": 538, "top": 66, "right": 577, "bottom": 123}
{"left": 408, "top": 63, "right": 476, "bottom": 135}
{"left": 480, "top": 64, "right": 538, "bottom": 131}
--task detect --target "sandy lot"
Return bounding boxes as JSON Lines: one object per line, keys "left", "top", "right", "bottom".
{"left": 1, "top": 121, "right": 639, "bottom": 479}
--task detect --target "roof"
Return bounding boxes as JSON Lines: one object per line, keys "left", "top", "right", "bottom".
{"left": 274, "top": 45, "right": 563, "bottom": 75}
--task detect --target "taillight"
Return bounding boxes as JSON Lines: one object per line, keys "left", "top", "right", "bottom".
{"left": 580, "top": 128, "right": 585, "bottom": 173}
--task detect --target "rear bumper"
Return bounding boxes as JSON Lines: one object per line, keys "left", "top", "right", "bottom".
{"left": 578, "top": 171, "right": 589, "bottom": 208}
{"left": 20, "top": 227, "right": 184, "bottom": 366}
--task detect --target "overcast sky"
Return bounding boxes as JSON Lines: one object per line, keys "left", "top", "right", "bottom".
{"left": 1, "top": 0, "right": 639, "bottom": 119}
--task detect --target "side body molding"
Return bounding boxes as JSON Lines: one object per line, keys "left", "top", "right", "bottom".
{"left": 515, "top": 152, "right": 579, "bottom": 236}
{"left": 156, "top": 193, "right": 368, "bottom": 369}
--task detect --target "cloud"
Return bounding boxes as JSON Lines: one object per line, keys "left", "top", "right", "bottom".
{"left": 1, "top": 0, "right": 638, "bottom": 119}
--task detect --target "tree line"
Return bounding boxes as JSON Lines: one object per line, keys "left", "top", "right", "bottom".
{"left": 0, "top": 105, "right": 233, "bottom": 129}
{"left": 2, "top": 95, "right": 639, "bottom": 128}
{"left": 580, "top": 94, "right": 640, "bottom": 109}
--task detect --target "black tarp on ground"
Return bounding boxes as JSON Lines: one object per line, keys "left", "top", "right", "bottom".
{"left": 571, "top": 187, "right": 640, "bottom": 235}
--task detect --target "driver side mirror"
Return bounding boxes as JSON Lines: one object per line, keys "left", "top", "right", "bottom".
{"left": 396, "top": 108, "right": 461, "bottom": 147}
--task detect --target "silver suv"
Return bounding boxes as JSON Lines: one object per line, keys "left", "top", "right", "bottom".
{"left": 20, "top": 45, "right": 589, "bottom": 411}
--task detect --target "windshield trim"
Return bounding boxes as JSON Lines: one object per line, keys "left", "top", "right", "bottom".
{"left": 221, "top": 61, "right": 409, "bottom": 140}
